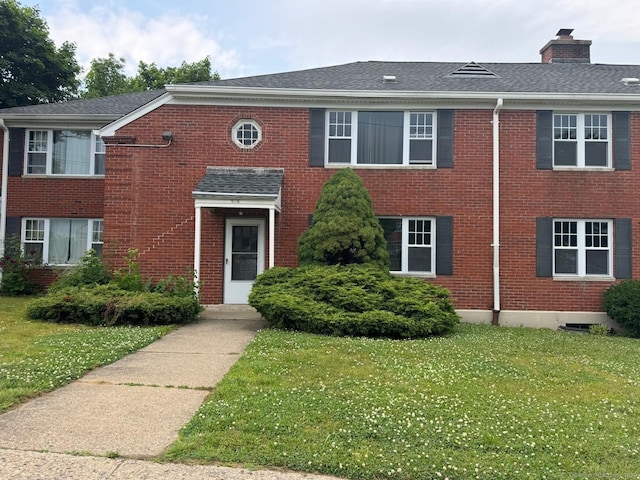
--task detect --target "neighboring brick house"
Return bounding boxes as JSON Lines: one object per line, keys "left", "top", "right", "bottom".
{"left": 1, "top": 30, "right": 639, "bottom": 329}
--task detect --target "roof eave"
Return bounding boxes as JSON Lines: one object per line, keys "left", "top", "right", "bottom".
{"left": 165, "top": 84, "right": 640, "bottom": 107}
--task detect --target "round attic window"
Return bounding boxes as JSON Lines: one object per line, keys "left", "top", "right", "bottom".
{"left": 232, "top": 120, "right": 262, "bottom": 148}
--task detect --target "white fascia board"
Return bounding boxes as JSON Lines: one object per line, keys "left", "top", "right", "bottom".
{"left": 194, "top": 196, "right": 281, "bottom": 212}
{"left": 165, "top": 84, "right": 640, "bottom": 105}
{"left": 0, "top": 115, "right": 118, "bottom": 129}
{"left": 97, "top": 92, "right": 172, "bottom": 137}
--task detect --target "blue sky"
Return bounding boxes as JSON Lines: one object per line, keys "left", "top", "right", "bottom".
{"left": 26, "top": 0, "right": 640, "bottom": 80}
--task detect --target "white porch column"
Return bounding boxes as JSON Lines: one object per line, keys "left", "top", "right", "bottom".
{"left": 193, "top": 205, "right": 202, "bottom": 296}
{"left": 268, "top": 207, "right": 275, "bottom": 268}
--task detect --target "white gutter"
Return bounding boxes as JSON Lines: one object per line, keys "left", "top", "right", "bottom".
{"left": 0, "top": 118, "right": 9, "bottom": 281}
{"left": 492, "top": 98, "right": 503, "bottom": 326}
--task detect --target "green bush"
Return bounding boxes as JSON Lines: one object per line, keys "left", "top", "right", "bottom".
{"left": 249, "top": 264, "right": 459, "bottom": 339}
{"left": 26, "top": 284, "right": 201, "bottom": 326}
{"left": 49, "top": 250, "right": 111, "bottom": 292}
{"left": 603, "top": 280, "right": 640, "bottom": 337}
{"left": 0, "top": 234, "right": 42, "bottom": 296}
{"left": 298, "top": 169, "right": 390, "bottom": 269}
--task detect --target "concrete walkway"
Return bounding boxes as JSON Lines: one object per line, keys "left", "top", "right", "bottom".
{"left": 0, "top": 306, "right": 341, "bottom": 480}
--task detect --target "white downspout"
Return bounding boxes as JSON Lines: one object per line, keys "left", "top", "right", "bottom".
{"left": 0, "top": 119, "right": 9, "bottom": 283}
{"left": 492, "top": 98, "right": 503, "bottom": 326}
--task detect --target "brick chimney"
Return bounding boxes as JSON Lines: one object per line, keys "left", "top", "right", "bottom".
{"left": 540, "top": 29, "right": 592, "bottom": 63}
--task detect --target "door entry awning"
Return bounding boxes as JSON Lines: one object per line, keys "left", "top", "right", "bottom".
{"left": 192, "top": 167, "right": 284, "bottom": 211}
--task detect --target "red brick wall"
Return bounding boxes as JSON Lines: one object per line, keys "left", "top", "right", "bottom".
{"left": 499, "top": 110, "right": 639, "bottom": 311}
{"left": 5, "top": 105, "right": 635, "bottom": 312}
{"left": 104, "top": 105, "right": 498, "bottom": 307}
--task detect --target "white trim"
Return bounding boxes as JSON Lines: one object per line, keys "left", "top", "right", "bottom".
{"left": 23, "top": 128, "right": 105, "bottom": 177}
{"left": 268, "top": 207, "right": 275, "bottom": 269}
{"left": 492, "top": 98, "right": 503, "bottom": 314}
{"left": 0, "top": 119, "right": 9, "bottom": 280}
{"left": 379, "top": 216, "right": 436, "bottom": 275}
{"left": 552, "top": 219, "right": 613, "bottom": 278}
{"left": 224, "top": 218, "right": 265, "bottom": 304}
{"left": 193, "top": 205, "right": 202, "bottom": 297}
{"left": 21, "top": 217, "right": 102, "bottom": 265}
{"left": 231, "top": 119, "right": 262, "bottom": 149}
{"left": 325, "top": 109, "right": 437, "bottom": 166}
{"left": 194, "top": 196, "right": 281, "bottom": 212}
{"left": 89, "top": 87, "right": 640, "bottom": 141}
{"left": 552, "top": 112, "right": 612, "bottom": 168}
{"left": 97, "top": 92, "right": 171, "bottom": 137}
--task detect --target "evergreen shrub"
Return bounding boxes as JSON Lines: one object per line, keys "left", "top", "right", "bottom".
{"left": 249, "top": 264, "right": 459, "bottom": 338}
{"left": 26, "top": 284, "right": 201, "bottom": 326}
{"left": 603, "top": 280, "right": 640, "bottom": 337}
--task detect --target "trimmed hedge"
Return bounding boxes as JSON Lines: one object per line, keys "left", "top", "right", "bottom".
{"left": 249, "top": 264, "right": 459, "bottom": 338}
{"left": 26, "top": 284, "right": 201, "bottom": 326}
{"left": 603, "top": 280, "right": 640, "bottom": 337}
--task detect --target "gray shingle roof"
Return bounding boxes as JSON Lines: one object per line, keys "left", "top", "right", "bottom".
{"left": 203, "top": 61, "right": 640, "bottom": 95}
{"left": 0, "top": 89, "right": 166, "bottom": 116}
{"left": 3, "top": 61, "right": 640, "bottom": 121}
{"left": 193, "top": 167, "right": 284, "bottom": 197}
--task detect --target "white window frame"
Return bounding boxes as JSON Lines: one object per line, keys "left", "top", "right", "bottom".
{"left": 24, "top": 129, "right": 105, "bottom": 176}
{"left": 552, "top": 219, "right": 612, "bottom": 278}
{"left": 326, "top": 111, "right": 437, "bottom": 166}
{"left": 552, "top": 113, "right": 612, "bottom": 169}
{"left": 379, "top": 217, "right": 436, "bottom": 275}
{"left": 231, "top": 120, "right": 262, "bottom": 149}
{"left": 22, "top": 218, "right": 104, "bottom": 265}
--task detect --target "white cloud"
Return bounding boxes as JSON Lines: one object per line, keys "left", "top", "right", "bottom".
{"left": 44, "top": 1, "right": 242, "bottom": 78}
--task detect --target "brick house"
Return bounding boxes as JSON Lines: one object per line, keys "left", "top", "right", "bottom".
{"left": 1, "top": 30, "right": 638, "bottom": 329}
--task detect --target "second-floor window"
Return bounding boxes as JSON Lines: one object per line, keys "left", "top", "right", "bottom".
{"left": 553, "top": 113, "right": 610, "bottom": 168}
{"left": 26, "top": 130, "right": 106, "bottom": 175}
{"left": 327, "top": 111, "right": 436, "bottom": 166}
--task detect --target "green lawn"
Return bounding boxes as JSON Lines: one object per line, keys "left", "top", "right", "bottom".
{"left": 165, "top": 324, "right": 640, "bottom": 480}
{"left": 0, "top": 296, "right": 172, "bottom": 412}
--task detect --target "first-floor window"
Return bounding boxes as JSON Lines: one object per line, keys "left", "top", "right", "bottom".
{"left": 379, "top": 217, "right": 434, "bottom": 274}
{"left": 22, "top": 218, "right": 104, "bottom": 265}
{"left": 553, "top": 219, "right": 611, "bottom": 276}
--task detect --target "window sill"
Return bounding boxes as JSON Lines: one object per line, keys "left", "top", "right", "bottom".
{"left": 326, "top": 164, "right": 436, "bottom": 170}
{"left": 391, "top": 272, "right": 436, "bottom": 278}
{"left": 22, "top": 174, "right": 105, "bottom": 179}
{"left": 551, "top": 167, "right": 614, "bottom": 172}
{"left": 553, "top": 275, "right": 615, "bottom": 282}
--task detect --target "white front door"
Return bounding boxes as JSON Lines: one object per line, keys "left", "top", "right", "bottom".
{"left": 223, "top": 218, "right": 265, "bottom": 304}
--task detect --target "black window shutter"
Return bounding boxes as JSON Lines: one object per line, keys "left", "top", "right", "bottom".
{"left": 309, "top": 108, "right": 325, "bottom": 167}
{"left": 613, "top": 111, "right": 630, "bottom": 171}
{"left": 436, "top": 110, "right": 454, "bottom": 168}
{"left": 5, "top": 216, "right": 20, "bottom": 236}
{"left": 308, "top": 214, "right": 314, "bottom": 226}
{"left": 536, "top": 111, "right": 553, "bottom": 170}
{"left": 8, "top": 128, "right": 25, "bottom": 176}
{"left": 615, "top": 218, "right": 632, "bottom": 279}
{"left": 436, "top": 216, "right": 453, "bottom": 275}
{"left": 536, "top": 217, "right": 553, "bottom": 276}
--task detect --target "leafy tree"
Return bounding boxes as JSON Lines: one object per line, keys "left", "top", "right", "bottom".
{"left": 83, "top": 53, "right": 131, "bottom": 99}
{"left": 133, "top": 56, "right": 220, "bottom": 90}
{"left": 298, "top": 169, "right": 390, "bottom": 269}
{"left": 82, "top": 54, "right": 220, "bottom": 97}
{"left": 0, "top": 0, "right": 80, "bottom": 108}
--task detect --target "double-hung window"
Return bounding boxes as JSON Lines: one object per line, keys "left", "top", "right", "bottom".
{"left": 553, "top": 219, "right": 611, "bottom": 277}
{"left": 23, "top": 218, "right": 104, "bottom": 265}
{"left": 25, "top": 130, "right": 106, "bottom": 175}
{"left": 553, "top": 113, "right": 611, "bottom": 168}
{"left": 327, "top": 111, "right": 436, "bottom": 165}
{"left": 379, "top": 217, "right": 435, "bottom": 274}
